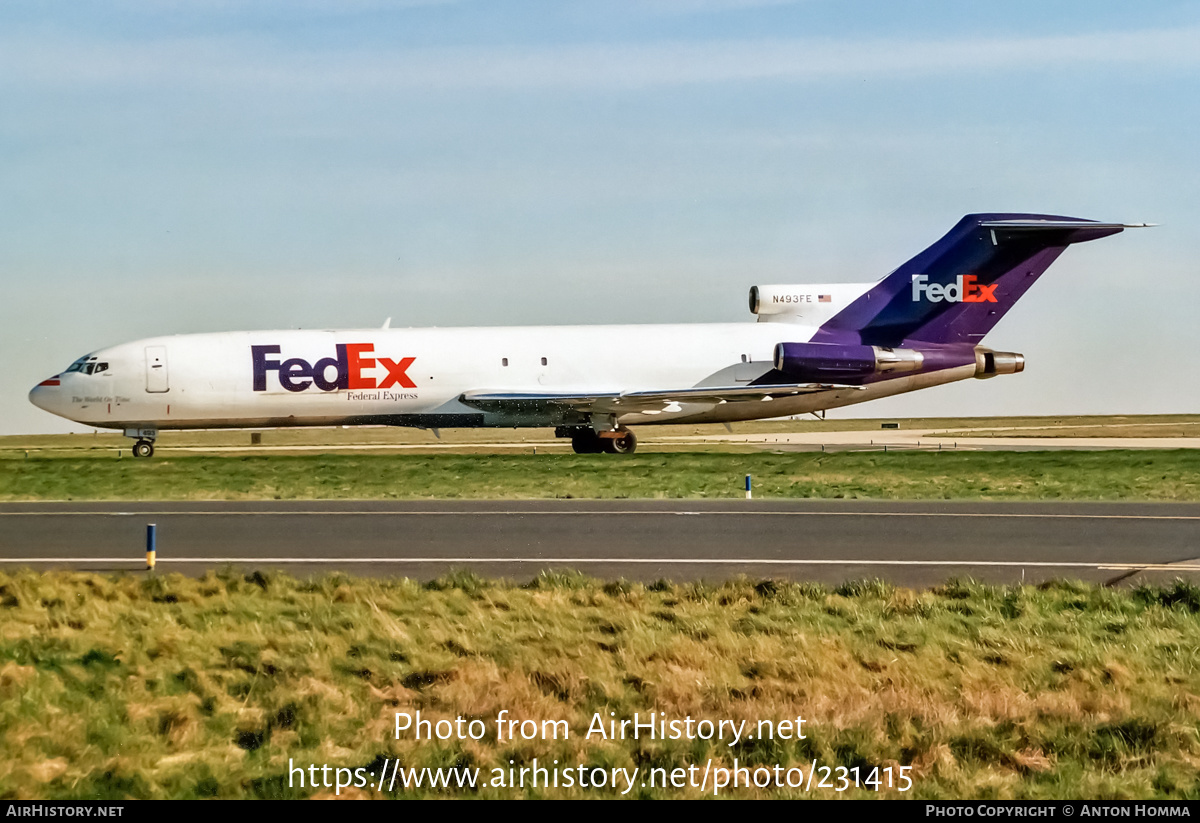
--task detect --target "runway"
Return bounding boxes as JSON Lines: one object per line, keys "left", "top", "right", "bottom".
{"left": 665, "top": 426, "right": 1200, "bottom": 452}
{"left": 2, "top": 500, "right": 1198, "bottom": 587}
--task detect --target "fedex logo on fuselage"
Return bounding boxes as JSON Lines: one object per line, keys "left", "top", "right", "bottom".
{"left": 252, "top": 344, "right": 415, "bottom": 393}
{"left": 911, "top": 274, "right": 998, "bottom": 303}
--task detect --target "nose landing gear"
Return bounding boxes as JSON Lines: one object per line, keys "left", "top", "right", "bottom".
{"left": 124, "top": 428, "right": 158, "bottom": 459}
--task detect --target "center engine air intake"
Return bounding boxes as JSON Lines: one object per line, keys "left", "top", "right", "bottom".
{"left": 773, "top": 342, "right": 924, "bottom": 382}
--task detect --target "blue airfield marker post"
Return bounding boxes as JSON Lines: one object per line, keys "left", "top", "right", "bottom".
{"left": 146, "top": 524, "right": 157, "bottom": 571}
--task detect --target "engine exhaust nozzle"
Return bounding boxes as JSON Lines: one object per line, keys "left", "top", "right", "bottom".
{"left": 974, "top": 348, "right": 1025, "bottom": 379}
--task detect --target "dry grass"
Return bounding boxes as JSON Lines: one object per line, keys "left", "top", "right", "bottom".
{"left": 2, "top": 570, "right": 1200, "bottom": 798}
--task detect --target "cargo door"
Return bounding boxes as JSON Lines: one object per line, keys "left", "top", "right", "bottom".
{"left": 145, "top": 346, "right": 169, "bottom": 393}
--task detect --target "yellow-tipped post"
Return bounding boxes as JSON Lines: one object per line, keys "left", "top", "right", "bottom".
{"left": 146, "top": 523, "right": 157, "bottom": 571}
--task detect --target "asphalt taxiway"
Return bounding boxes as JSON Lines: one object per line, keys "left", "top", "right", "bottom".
{"left": 2, "top": 500, "right": 1197, "bottom": 587}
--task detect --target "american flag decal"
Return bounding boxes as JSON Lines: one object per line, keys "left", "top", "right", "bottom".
{"left": 818, "top": 294, "right": 831, "bottom": 302}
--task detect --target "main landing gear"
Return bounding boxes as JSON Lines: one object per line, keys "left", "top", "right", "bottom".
{"left": 557, "top": 426, "right": 638, "bottom": 455}
{"left": 605, "top": 429, "right": 637, "bottom": 454}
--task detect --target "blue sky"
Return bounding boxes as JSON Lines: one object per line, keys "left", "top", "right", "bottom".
{"left": 3, "top": 1, "right": 1198, "bottom": 434}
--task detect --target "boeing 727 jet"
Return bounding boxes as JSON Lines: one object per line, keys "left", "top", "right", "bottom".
{"left": 29, "top": 213, "right": 1146, "bottom": 456}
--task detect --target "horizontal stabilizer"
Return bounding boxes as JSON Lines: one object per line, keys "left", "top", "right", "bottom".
{"left": 979, "top": 220, "right": 1155, "bottom": 230}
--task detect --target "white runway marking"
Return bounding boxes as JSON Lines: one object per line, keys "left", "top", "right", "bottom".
{"left": 1, "top": 509, "right": 1198, "bottom": 521}
{"left": 5, "top": 557, "right": 1200, "bottom": 571}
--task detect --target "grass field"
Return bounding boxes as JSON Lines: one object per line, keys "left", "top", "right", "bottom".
{"left": 2, "top": 569, "right": 1200, "bottom": 799}
{"left": 2, "top": 450, "right": 1199, "bottom": 502}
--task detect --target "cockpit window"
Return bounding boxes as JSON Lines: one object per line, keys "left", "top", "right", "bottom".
{"left": 63, "top": 356, "right": 106, "bottom": 375}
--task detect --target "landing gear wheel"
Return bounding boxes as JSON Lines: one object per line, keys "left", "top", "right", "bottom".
{"left": 603, "top": 430, "right": 637, "bottom": 455}
{"left": 571, "top": 431, "right": 603, "bottom": 454}
{"left": 132, "top": 440, "right": 154, "bottom": 459}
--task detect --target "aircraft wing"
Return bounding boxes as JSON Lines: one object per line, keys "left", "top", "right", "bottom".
{"left": 459, "top": 382, "right": 863, "bottom": 415}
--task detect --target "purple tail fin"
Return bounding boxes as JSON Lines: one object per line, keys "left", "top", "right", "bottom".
{"left": 811, "top": 213, "right": 1128, "bottom": 347}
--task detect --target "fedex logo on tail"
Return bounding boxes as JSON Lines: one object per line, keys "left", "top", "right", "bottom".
{"left": 252, "top": 344, "right": 416, "bottom": 393}
{"left": 911, "top": 274, "right": 998, "bottom": 303}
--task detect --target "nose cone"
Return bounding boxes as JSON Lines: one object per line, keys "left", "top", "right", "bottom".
{"left": 28, "top": 377, "right": 62, "bottom": 413}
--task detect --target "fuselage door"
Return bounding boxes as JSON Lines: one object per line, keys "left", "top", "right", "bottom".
{"left": 145, "top": 346, "right": 169, "bottom": 393}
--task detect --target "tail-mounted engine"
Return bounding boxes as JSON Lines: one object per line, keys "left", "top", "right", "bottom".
{"left": 773, "top": 342, "right": 924, "bottom": 383}
{"left": 749, "top": 284, "right": 871, "bottom": 323}
{"left": 773, "top": 342, "right": 1026, "bottom": 383}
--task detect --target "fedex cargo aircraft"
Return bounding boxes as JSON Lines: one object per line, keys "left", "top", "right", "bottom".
{"left": 28, "top": 213, "right": 1146, "bottom": 457}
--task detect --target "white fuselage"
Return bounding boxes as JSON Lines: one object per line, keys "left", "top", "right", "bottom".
{"left": 28, "top": 322, "right": 977, "bottom": 432}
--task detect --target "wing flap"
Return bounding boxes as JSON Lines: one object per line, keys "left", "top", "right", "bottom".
{"left": 460, "top": 383, "right": 863, "bottom": 415}
{"left": 458, "top": 391, "right": 620, "bottom": 412}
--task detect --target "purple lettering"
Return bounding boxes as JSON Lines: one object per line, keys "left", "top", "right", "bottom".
{"left": 335, "top": 344, "right": 350, "bottom": 390}
{"left": 251, "top": 345, "right": 281, "bottom": 392}
{"left": 278, "top": 358, "right": 313, "bottom": 392}
{"left": 311, "top": 357, "right": 341, "bottom": 392}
